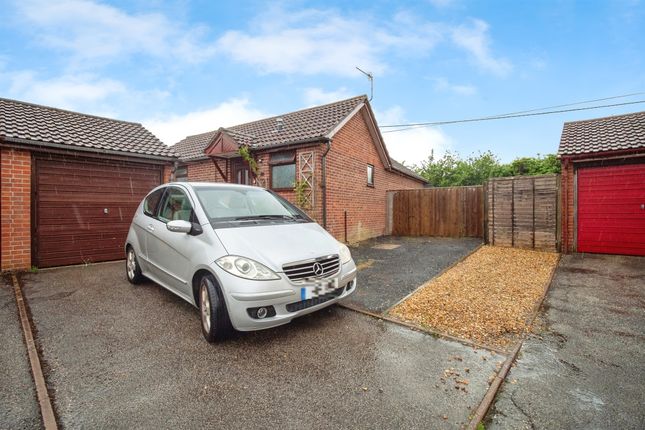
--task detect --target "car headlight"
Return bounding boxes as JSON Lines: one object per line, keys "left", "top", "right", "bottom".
{"left": 339, "top": 243, "right": 352, "bottom": 264}
{"left": 216, "top": 256, "right": 280, "bottom": 281}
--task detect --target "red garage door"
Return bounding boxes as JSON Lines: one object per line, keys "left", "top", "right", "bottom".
{"left": 577, "top": 163, "right": 645, "bottom": 256}
{"left": 35, "top": 155, "right": 162, "bottom": 268}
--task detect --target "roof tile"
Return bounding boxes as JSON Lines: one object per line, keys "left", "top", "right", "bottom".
{"left": 558, "top": 110, "right": 645, "bottom": 157}
{"left": 0, "top": 97, "right": 176, "bottom": 159}
{"left": 172, "top": 96, "right": 366, "bottom": 161}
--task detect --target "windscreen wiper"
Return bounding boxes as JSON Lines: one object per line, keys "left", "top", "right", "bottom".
{"left": 233, "top": 215, "right": 297, "bottom": 221}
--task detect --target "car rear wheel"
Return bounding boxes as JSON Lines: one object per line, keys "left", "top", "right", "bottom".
{"left": 199, "top": 274, "right": 232, "bottom": 343}
{"left": 126, "top": 247, "right": 144, "bottom": 284}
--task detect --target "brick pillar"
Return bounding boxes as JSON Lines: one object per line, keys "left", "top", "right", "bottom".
{"left": 1, "top": 148, "right": 32, "bottom": 271}
{"left": 163, "top": 164, "right": 173, "bottom": 183}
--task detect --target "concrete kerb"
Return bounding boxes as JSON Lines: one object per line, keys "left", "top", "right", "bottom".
{"left": 466, "top": 252, "right": 562, "bottom": 429}
{"left": 11, "top": 274, "right": 58, "bottom": 430}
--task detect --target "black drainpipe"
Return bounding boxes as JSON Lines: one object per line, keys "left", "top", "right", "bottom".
{"left": 321, "top": 138, "right": 332, "bottom": 229}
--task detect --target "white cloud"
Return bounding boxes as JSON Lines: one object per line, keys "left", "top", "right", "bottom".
{"left": 451, "top": 19, "right": 512, "bottom": 76}
{"left": 143, "top": 98, "right": 269, "bottom": 146}
{"left": 433, "top": 78, "right": 477, "bottom": 96}
{"left": 215, "top": 6, "right": 442, "bottom": 76}
{"left": 12, "top": 0, "right": 214, "bottom": 64}
{"left": 303, "top": 87, "right": 353, "bottom": 106}
{"left": 4, "top": 70, "right": 126, "bottom": 111}
{"left": 376, "top": 106, "right": 451, "bottom": 166}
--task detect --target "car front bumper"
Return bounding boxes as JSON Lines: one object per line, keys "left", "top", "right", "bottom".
{"left": 214, "top": 260, "right": 358, "bottom": 331}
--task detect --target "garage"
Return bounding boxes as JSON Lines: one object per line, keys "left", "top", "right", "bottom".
{"left": 559, "top": 110, "right": 645, "bottom": 255}
{"left": 1, "top": 97, "right": 176, "bottom": 271}
{"left": 577, "top": 163, "right": 645, "bottom": 256}
{"left": 34, "top": 155, "right": 164, "bottom": 267}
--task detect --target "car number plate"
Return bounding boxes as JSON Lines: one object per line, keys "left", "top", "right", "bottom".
{"left": 301, "top": 278, "right": 339, "bottom": 300}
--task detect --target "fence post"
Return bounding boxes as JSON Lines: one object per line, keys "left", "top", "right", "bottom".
{"left": 532, "top": 177, "right": 536, "bottom": 249}
{"left": 386, "top": 191, "right": 395, "bottom": 235}
{"left": 491, "top": 180, "right": 496, "bottom": 246}
{"left": 511, "top": 179, "right": 515, "bottom": 247}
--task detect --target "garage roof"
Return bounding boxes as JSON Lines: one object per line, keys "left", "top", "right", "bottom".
{"left": 558, "top": 110, "right": 645, "bottom": 157}
{"left": 0, "top": 97, "right": 176, "bottom": 160}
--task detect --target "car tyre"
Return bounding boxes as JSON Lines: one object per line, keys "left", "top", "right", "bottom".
{"left": 199, "top": 274, "right": 232, "bottom": 343}
{"left": 126, "top": 247, "right": 144, "bottom": 284}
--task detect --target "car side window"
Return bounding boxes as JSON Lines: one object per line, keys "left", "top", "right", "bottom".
{"left": 157, "top": 187, "right": 198, "bottom": 223}
{"left": 143, "top": 188, "right": 165, "bottom": 217}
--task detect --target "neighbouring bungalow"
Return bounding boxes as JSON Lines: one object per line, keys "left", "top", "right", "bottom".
{"left": 171, "top": 95, "right": 427, "bottom": 243}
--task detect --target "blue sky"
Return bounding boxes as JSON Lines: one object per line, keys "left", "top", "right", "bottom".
{"left": 1, "top": 0, "right": 643, "bottom": 164}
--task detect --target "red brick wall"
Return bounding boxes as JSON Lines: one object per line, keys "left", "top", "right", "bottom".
{"left": 163, "top": 164, "right": 173, "bottom": 182}
{"left": 561, "top": 158, "right": 575, "bottom": 253}
{"left": 179, "top": 109, "right": 424, "bottom": 243}
{"left": 1, "top": 147, "right": 32, "bottom": 271}
{"left": 326, "top": 108, "right": 424, "bottom": 243}
{"left": 186, "top": 159, "right": 227, "bottom": 182}
{"left": 184, "top": 148, "right": 325, "bottom": 223}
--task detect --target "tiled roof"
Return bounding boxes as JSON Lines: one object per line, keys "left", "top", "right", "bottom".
{"left": 390, "top": 159, "right": 427, "bottom": 183}
{"left": 172, "top": 95, "right": 367, "bottom": 161}
{"left": 0, "top": 97, "right": 175, "bottom": 159}
{"left": 172, "top": 130, "right": 218, "bottom": 161}
{"left": 558, "top": 110, "right": 645, "bottom": 157}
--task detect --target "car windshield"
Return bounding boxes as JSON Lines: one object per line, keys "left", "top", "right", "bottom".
{"left": 194, "top": 186, "right": 311, "bottom": 227}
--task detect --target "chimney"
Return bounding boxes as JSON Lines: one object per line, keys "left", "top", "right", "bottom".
{"left": 275, "top": 117, "right": 284, "bottom": 131}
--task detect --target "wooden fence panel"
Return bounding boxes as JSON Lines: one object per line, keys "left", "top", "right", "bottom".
{"left": 487, "top": 174, "right": 560, "bottom": 251}
{"left": 392, "top": 186, "right": 483, "bottom": 237}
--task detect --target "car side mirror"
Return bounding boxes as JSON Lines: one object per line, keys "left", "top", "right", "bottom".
{"left": 167, "top": 220, "right": 192, "bottom": 234}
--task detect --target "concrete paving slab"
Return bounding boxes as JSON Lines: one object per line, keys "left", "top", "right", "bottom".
{"left": 22, "top": 262, "right": 502, "bottom": 429}
{"left": 0, "top": 276, "right": 42, "bottom": 429}
{"left": 487, "top": 254, "right": 645, "bottom": 430}
{"left": 346, "top": 236, "right": 482, "bottom": 313}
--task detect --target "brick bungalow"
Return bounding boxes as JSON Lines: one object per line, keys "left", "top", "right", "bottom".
{"left": 0, "top": 98, "right": 176, "bottom": 271}
{"left": 559, "top": 110, "right": 645, "bottom": 256}
{"left": 172, "top": 95, "right": 427, "bottom": 243}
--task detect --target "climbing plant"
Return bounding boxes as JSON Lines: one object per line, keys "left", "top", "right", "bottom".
{"left": 238, "top": 145, "right": 259, "bottom": 176}
{"left": 293, "top": 179, "right": 311, "bottom": 209}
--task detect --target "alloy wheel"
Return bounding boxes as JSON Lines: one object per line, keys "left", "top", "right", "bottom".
{"left": 200, "top": 281, "right": 212, "bottom": 333}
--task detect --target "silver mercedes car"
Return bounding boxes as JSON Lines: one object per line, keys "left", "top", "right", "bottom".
{"left": 125, "top": 182, "right": 357, "bottom": 342}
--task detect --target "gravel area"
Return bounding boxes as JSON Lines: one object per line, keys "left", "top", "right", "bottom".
{"left": 345, "top": 236, "right": 482, "bottom": 313}
{"left": 390, "top": 246, "right": 559, "bottom": 350}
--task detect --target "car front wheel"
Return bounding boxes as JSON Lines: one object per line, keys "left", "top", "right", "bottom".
{"left": 126, "top": 247, "right": 144, "bottom": 284}
{"left": 199, "top": 274, "right": 232, "bottom": 343}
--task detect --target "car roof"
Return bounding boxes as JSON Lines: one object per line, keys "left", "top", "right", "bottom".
{"left": 167, "top": 182, "right": 265, "bottom": 191}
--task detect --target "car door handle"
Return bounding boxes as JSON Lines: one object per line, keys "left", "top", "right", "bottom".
{"left": 146, "top": 224, "right": 155, "bottom": 232}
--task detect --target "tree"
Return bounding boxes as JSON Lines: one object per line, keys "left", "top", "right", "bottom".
{"left": 413, "top": 151, "right": 560, "bottom": 187}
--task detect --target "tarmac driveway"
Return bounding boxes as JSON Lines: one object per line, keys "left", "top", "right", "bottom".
{"left": 345, "top": 236, "right": 482, "bottom": 313}
{"left": 487, "top": 253, "right": 645, "bottom": 429}
{"left": 19, "top": 262, "right": 503, "bottom": 429}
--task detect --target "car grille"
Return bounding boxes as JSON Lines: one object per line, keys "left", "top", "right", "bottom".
{"left": 282, "top": 254, "right": 340, "bottom": 282}
{"left": 285, "top": 287, "right": 344, "bottom": 312}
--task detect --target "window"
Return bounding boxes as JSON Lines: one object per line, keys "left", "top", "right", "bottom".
{"left": 175, "top": 166, "right": 188, "bottom": 182}
{"left": 270, "top": 151, "right": 296, "bottom": 189}
{"left": 158, "top": 187, "right": 197, "bottom": 223}
{"left": 143, "top": 188, "right": 164, "bottom": 217}
{"left": 194, "top": 186, "right": 312, "bottom": 227}
{"left": 367, "top": 164, "right": 374, "bottom": 187}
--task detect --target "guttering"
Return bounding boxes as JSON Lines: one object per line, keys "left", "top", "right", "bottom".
{"left": 1, "top": 136, "right": 177, "bottom": 162}
{"left": 321, "top": 137, "right": 332, "bottom": 228}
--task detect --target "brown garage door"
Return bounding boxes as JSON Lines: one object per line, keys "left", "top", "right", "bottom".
{"left": 35, "top": 155, "right": 162, "bottom": 268}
